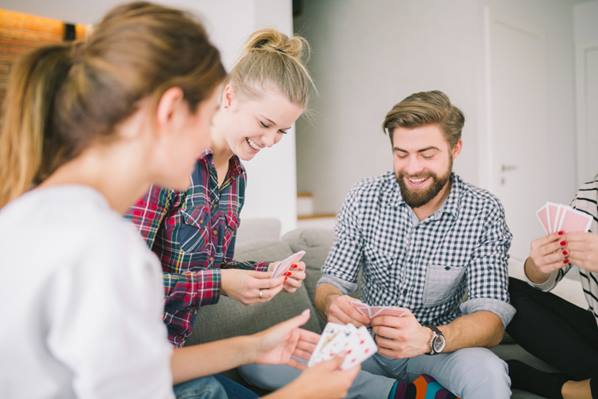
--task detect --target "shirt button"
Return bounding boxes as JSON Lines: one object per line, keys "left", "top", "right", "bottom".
{"left": 212, "top": 229, "right": 218, "bottom": 235}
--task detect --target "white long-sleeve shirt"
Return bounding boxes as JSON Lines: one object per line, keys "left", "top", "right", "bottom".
{"left": 0, "top": 186, "right": 174, "bottom": 399}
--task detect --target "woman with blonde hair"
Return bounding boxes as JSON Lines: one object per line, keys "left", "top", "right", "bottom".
{"left": 0, "top": 3, "right": 358, "bottom": 398}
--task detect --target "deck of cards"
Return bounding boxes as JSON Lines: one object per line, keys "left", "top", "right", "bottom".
{"left": 308, "top": 322, "right": 377, "bottom": 370}
{"left": 272, "top": 250, "right": 305, "bottom": 279}
{"left": 536, "top": 202, "right": 592, "bottom": 234}
{"left": 350, "top": 300, "right": 410, "bottom": 319}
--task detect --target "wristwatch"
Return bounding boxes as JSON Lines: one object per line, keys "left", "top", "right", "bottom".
{"left": 428, "top": 325, "right": 446, "bottom": 355}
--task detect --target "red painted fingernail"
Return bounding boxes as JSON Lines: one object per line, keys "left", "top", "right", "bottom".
{"left": 564, "top": 259, "right": 570, "bottom": 264}
{"left": 284, "top": 271, "right": 292, "bottom": 277}
{"left": 562, "top": 250, "right": 569, "bottom": 256}
{"left": 291, "top": 264, "right": 298, "bottom": 269}
{"left": 557, "top": 230, "right": 565, "bottom": 236}
{"left": 560, "top": 240, "right": 567, "bottom": 246}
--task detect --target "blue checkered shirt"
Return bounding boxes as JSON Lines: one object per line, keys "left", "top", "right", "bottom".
{"left": 319, "top": 172, "right": 515, "bottom": 327}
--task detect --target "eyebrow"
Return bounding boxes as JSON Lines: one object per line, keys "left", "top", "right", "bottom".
{"left": 393, "top": 146, "right": 441, "bottom": 153}
{"left": 260, "top": 114, "right": 291, "bottom": 131}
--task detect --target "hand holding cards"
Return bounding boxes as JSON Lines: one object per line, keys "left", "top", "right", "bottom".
{"left": 272, "top": 250, "right": 306, "bottom": 279}
{"left": 308, "top": 322, "right": 377, "bottom": 370}
{"left": 536, "top": 202, "right": 592, "bottom": 234}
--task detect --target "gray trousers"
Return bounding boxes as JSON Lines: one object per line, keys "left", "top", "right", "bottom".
{"left": 239, "top": 347, "right": 510, "bottom": 399}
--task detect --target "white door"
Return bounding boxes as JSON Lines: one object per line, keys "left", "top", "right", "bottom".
{"left": 486, "top": 8, "right": 551, "bottom": 260}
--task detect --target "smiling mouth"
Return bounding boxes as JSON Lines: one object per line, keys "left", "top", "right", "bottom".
{"left": 405, "top": 176, "right": 430, "bottom": 187}
{"left": 246, "top": 138, "right": 263, "bottom": 152}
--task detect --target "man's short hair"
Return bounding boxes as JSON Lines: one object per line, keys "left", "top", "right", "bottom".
{"left": 382, "top": 90, "right": 465, "bottom": 148}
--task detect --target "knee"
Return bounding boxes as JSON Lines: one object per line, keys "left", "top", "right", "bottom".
{"left": 454, "top": 348, "right": 510, "bottom": 391}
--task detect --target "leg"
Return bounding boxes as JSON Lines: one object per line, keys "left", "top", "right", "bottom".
{"left": 508, "top": 277, "right": 598, "bottom": 378}
{"left": 173, "top": 376, "right": 228, "bottom": 399}
{"left": 399, "top": 347, "right": 510, "bottom": 399}
{"left": 239, "top": 362, "right": 397, "bottom": 399}
{"left": 213, "top": 374, "right": 258, "bottom": 399}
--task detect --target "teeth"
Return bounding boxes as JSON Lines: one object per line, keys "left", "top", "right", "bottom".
{"left": 407, "top": 177, "right": 427, "bottom": 184}
{"left": 246, "top": 138, "right": 262, "bottom": 151}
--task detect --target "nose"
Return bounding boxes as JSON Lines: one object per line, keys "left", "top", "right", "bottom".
{"left": 262, "top": 130, "right": 281, "bottom": 148}
{"left": 402, "top": 155, "right": 425, "bottom": 176}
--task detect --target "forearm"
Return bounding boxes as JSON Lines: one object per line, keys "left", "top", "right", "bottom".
{"left": 314, "top": 283, "right": 342, "bottom": 315}
{"left": 163, "top": 270, "right": 221, "bottom": 309}
{"left": 170, "top": 335, "right": 255, "bottom": 384}
{"left": 439, "top": 311, "right": 504, "bottom": 352}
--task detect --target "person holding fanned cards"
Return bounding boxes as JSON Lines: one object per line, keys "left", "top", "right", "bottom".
{"left": 508, "top": 176, "right": 598, "bottom": 399}
{"left": 315, "top": 90, "right": 516, "bottom": 399}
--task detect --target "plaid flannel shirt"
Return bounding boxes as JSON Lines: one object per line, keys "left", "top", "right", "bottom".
{"left": 319, "top": 172, "right": 516, "bottom": 327}
{"left": 126, "top": 153, "right": 268, "bottom": 347}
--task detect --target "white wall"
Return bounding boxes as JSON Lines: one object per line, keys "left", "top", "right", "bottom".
{"left": 0, "top": 0, "right": 298, "bottom": 233}
{"left": 574, "top": 1, "right": 598, "bottom": 184}
{"left": 295, "top": 0, "right": 579, "bottom": 222}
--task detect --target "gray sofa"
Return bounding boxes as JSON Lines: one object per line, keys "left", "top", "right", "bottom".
{"left": 186, "top": 228, "right": 552, "bottom": 398}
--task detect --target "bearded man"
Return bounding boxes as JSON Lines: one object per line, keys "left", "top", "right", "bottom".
{"left": 315, "top": 90, "right": 515, "bottom": 399}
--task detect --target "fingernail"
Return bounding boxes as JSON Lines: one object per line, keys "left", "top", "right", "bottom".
{"left": 560, "top": 240, "right": 567, "bottom": 246}
{"left": 562, "top": 250, "right": 569, "bottom": 256}
{"left": 291, "top": 264, "right": 298, "bottom": 269}
{"left": 564, "top": 258, "right": 570, "bottom": 264}
{"left": 557, "top": 230, "right": 565, "bottom": 236}
{"left": 284, "top": 271, "right": 292, "bottom": 277}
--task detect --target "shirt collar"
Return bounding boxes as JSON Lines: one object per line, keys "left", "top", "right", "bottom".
{"left": 201, "top": 150, "right": 244, "bottom": 179}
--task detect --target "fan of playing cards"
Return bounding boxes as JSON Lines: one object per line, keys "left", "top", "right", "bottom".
{"left": 350, "top": 300, "right": 410, "bottom": 319}
{"left": 536, "top": 202, "right": 592, "bottom": 234}
{"left": 308, "top": 322, "right": 378, "bottom": 370}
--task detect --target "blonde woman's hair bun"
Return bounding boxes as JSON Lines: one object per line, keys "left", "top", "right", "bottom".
{"left": 244, "top": 28, "right": 309, "bottom": 63}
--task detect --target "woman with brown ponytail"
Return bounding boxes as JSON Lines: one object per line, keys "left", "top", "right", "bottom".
{"left": 0, "top": 3, "right": 359, "bottom": 399}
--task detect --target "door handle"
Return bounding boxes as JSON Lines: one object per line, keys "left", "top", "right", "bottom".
{"left": 501, "top": 164, "right": 517, "bottom": 173}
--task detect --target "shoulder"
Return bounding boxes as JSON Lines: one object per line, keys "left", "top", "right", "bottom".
{"left": 346, "top": 171, "right": 394, "bottom": 202}
{"left": 456, "top": 175, "right": 505, "bottom": 214}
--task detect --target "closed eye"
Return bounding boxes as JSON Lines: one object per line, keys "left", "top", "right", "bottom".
{"left": 259, "top": 120, "right": 271, "bottom": 129}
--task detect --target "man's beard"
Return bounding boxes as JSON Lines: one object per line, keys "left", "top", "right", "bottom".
{"left": 396, "top": 159, "right": 452, "bottom": 208}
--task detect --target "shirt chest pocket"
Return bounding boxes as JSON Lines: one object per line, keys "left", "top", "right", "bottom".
{"left": 423, "top": 265, "right": 465, "bottom": 307}
{"left": 178, "top": 206, "right": 210, "bottom": 254}
{"left": 363, "top": 244, "right": 397, "bottom": 289}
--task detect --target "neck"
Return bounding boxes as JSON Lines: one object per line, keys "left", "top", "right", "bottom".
{"left": 210, "top": 111, "right": 234, "bottom": 167}
{"left": 40, "top": 143, "right": 150, "bottom": 214}
{"left": 412, "top": 178, "right": 452, "bottom": 220}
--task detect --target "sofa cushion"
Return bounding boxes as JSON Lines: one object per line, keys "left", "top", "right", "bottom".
{"left": 186, "top": 239, "right": 321, "bottom": 348}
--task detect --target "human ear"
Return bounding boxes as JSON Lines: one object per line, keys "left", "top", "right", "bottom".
{"left": 221, "top": 83, "right": 236, "bottom": 110}
{"left": 451, "top": 139, "right": 463, "bottom": 158}
{"left": 156, "top": 86, "right": 185, "bottom": 128}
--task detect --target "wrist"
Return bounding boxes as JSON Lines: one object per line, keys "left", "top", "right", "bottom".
{"left": 524, "top": 257, "right": 551, "bottom": 284}
{"left": 219, "top": 269, "right": 229, "bottom": 295}
{"left": 325, "top": 293, "right": 341, "bottom": 315}
{"left": 423, "top": 326, "right": 434, "bottom": 354}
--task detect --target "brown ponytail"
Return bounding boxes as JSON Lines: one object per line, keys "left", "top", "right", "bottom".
{"left": 0, "top": 1, "right": 226, "bottom": 208}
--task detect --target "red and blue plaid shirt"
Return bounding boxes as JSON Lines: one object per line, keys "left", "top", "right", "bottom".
{"left": 126, "top": 152, "right": 268, "bottom": 347}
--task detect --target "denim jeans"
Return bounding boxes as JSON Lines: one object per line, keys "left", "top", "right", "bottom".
{"left": 173, "top": 374, "right": 258, "bottom": 399}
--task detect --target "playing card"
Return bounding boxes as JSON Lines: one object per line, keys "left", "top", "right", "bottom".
{"left": 373, "top": 306, "right": 410, "bottom": 318}
{"left": 309, "top": 323, "right": 377, "bottom": 370}
{"left": 273, "top": 250, "right": 306, "bottom": 279}
{"left": 536, "top": 204, "right": 549, "bottom": 234}
{"left": 547, "top": 202, "right": 560, "bottom": 233}
{"left": 349, "top": 300, "right": 370, "bottom": 317}
{"left": 560, "top": 206, "right": 593, "bottom": 232}
{"left": 308, "top": 323, "right": 352, "bottom": 367}
{"left": 341, "top": 326, "right": 377, "bottom": 369}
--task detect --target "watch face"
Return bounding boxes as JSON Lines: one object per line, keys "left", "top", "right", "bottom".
{"left": 432, "top": 335, "right": 446, "bottom": 353}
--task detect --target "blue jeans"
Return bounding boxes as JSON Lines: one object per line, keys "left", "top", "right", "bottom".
{"left": 239, "top": 363, "right": 396, "bottom": 399}
{"left": 367, "top": 348, "right": 511, "bottom": 399}
{"left": 174, "top": 374, "right": 258, "bottom": 399}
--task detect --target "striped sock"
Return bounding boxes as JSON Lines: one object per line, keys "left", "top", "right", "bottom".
{"left": 389, "top": 375, "right": 459, "bottom": 399}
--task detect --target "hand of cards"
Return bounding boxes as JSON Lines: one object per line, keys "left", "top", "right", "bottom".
{"left": 272, "top": 250, "right": 305, "bottom": 279}
{"left": 350, "top": 300, "right": 410, "bottom": 319}
{"left": 308, "top": 322, "right": 377, "bottom": 370}
{"left": 536, "top": 202, "right": 592, "bottom": 234}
